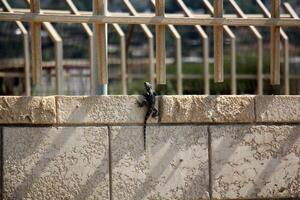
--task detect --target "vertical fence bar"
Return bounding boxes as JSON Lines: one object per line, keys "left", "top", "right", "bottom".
{"left": 54, "top": 41, "right": 63, "bottom": 94}
{"left": 257, "top": 0, "right": 289, "bottom": 92}
{"left": 176, "top": 37, "right": 183, "bottom": 95}
{"left": 27, "top": 0, "right": 64, "bottom": 94}
{"left": 283, "top": 2, "right": 299, "bottom": 94}
{"left": 270, "top": 0, "right": 281, "bottom": 85}
{"left": 2, "top": 0, "right": 32, "bottom": 95}
{"left": 155, "top": 0, "right": 166, "bottom": 85}
{"left": 167, "top": 23, "right": 183, "bottom": 95}
{"left": 203, "top": 38, "right": 210, "bottom": 95}
{"left": 125, "top": 25, "right": 134, "bottom": 87}
{"left": 284, "top": 38, "right": 289, "bottom": 94}
{"left": 120, "top": 35, "right": 127, "bottom": 95}
{"left": 148, "top": 36, "right": 155, "bottom": 87}
{"left": 124, "top": 0, "right": 155, "bottom": 87}
{"left": 66, "top": 0, "right": 94, "bottom": 94}
{"left": 165, "top": 24, "right": 182, "bottom": 95}
{"left": 228, "top": 0, "right": 263, "bottom": 94}
{"left": 39, "top": 22, "right": 63, "bottom": 95}
{"left": 177, "top": 0, "right": 210, "bottom": 94}
{"left": 230, "top": 38, "right": 236, "bottom": 94}
{"left": 214, "top": 0, "right": 223, "bottom": 82}
{"left": 93, "top": 0, "right": 108, "bottom": 94}
{"left": 151, "top": 0, "right": 182, "bottom": 94}
{"left": 204, "top": 0, "right": 236, "bottom": 94}
{"left": 112, "top": 23, "right": 127, "bottom": 95}
{"left": 23, "top": 33, "right": 31, "bottom": 96}
{"left": 30, "top": 0, "right": 42, "bottom": 85}
{"left": 257, "top": 37, "right": 263, "bottom": 94}
{"left": 88, "top": 34, "right": 94, "bottom": 94}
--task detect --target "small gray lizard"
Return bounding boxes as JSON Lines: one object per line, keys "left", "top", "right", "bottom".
{"left": 137, "top": 82, "right": 158, "bottom": 150}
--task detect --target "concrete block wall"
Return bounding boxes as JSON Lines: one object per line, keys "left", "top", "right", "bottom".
{"left": 0, "top": 96, "right": 299, "bottom": 199}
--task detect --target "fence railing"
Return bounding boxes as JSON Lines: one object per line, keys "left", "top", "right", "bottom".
{"left": 0, "top": 0, "right": 300, "bottom": 95}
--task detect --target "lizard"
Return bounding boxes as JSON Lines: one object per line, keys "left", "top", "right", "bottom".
{"left": 137, "top": 82, "right": 159, "bottom": 150}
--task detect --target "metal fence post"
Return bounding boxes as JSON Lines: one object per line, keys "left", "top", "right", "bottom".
{"left": 92, "top": 0, "right": 108, "bottom": 95}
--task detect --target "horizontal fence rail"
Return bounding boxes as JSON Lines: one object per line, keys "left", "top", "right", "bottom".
{"left": 0, "top": 0, "right": 300, "bottom": 95}
{"left": 2, "top": 12, "right": 300, "bottom": 26}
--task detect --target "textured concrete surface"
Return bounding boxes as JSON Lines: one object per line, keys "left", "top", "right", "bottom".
{"left": 110, "top": 126, "right": 209, "bottom": 200}
{"left": 161, "top": 95, "right": 255, "bottom": 123}
{"left": 56, "top": 96, "right": 158, "bottom": 124}
{"left": 0, "top": 95, "right": 299, "bottom": 125}
{"left": 0, "top": 96, "right": 56, "bottom": 124}
{"left": 3, "top": 127, "right": 109, "bottom": 199}
{"left": 256, "top": 95, "right": 300, "bottom": 123}
{"left": 211, "top": 125, "right": 300, "bottom": 199}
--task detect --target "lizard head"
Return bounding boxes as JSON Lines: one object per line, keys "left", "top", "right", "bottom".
{"left": 144, "top": 82, "right": 152, "bottom": 92}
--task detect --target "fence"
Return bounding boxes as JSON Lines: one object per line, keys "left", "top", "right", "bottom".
{"left": 0, "top": 0, "right": 300, "bottom": 95}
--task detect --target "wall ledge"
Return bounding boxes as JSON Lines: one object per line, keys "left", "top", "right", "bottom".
{"left": 0, "top": 95, "right": 298, "bottom": 125}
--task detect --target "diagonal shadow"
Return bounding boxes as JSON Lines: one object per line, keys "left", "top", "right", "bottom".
{"left": 130, "top": 142, "right": 180, "bottom": 200}
{"left": 75, "top": 126, "right": 129, "bottom": 199}
{"left": 139, "top": 147, "right": 209, "bottom": 200}
{"left": 6, "top": 125, "right": 110, "bottom": 199}
{"left": 210, "top": 125, "right": 249, "bottom": 177}
{"left": 4, "top": 97, "right": 96, "bottom": 198}
{"left": 63, "top": 96, "right": 94, "bottom": 122}
{"left": 209, "top": 124, "right": 253, "bottom": 199}
{"left": 245, "top": 126, "right": 300, "bottom": 197}
{"left": 74, "top": 124, "right": 171, "bottom": 199}
{"left": 8, "top": 127, "right": 75, "bottom": 199}
{"left": 130, "top": 126, "right": 208, "bottom": 200}
{"left": 76, "top": 125, "right": 208, "bottom": 200}
{"left": 75, "top": 126, "right": 151, "bottom": 199}
{"left": 73, "top": 128, "right": 110, "bottom": 199}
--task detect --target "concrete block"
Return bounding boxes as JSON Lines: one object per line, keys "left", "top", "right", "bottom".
{"left": 0, "top": 96, "right": 56, "bottom": 124}
{"left": 56, "top": 96, "right": 158, "bottom": 125}
{"left": 3, "top": 127, "right": 109, "bottom": 199}
{"left": 211, "top": 125, "right": 300, "bottom": 199}
{"left": 161, "top": 95, "right": 255, "bottom": 123}
{"left": 256, "top": 96, "right": 300, "bottom": 123}
{"left": 110, "top": 125, "right": 209, "bottom": 200}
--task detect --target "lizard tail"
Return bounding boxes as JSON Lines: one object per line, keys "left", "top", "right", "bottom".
{"left": 143, "top": 112, "right": 150, "bottom": 150}
{"left": 143, "top": 121, "right": 146, "bottom": 150}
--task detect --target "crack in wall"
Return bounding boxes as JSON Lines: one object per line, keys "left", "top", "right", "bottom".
{"left": 0, "top": 127, "right": 3, "bottom": 200}
{"left": 207, "top": 125, "right": 212, "bottom": 200}
{"left": 108, "top": 125, "right": 113, "bottom": 200}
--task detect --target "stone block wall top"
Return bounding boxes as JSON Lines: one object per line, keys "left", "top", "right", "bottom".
{"left": 0, "top": 96, "right": 56, "bottom": 124}
{"left": 160, "top": 95, "right": 255, "bottom": 123}
{"left": 0, "top": 95, "right": 299, "bottom": 124}
{"left": 56, "top": 95, "right": 158, "bottom": 125}
{"left": 256, "top": 95, "right": 300, "bottom": 123}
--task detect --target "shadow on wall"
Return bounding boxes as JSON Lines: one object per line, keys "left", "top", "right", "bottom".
{"left": 2, "top": 95, "right": 300, "bottom": 199}
{"left": 211, "top": 125, "right": 300, "bottom": 199}
{"left": 110, "top": 126, "right": 209, "bottom": 199}
{"left": 3, "top": 127, "right": 109, "bottom": 199}
{"left": 3, "top": 125, "right": 210, "bottom": 199}
{"left": 245, "top": 126, "right": 300, "bottom": 197}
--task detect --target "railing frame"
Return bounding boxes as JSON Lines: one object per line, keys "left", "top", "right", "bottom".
{"left": 0, "top": 0, "right": 299, "bottom": 95}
